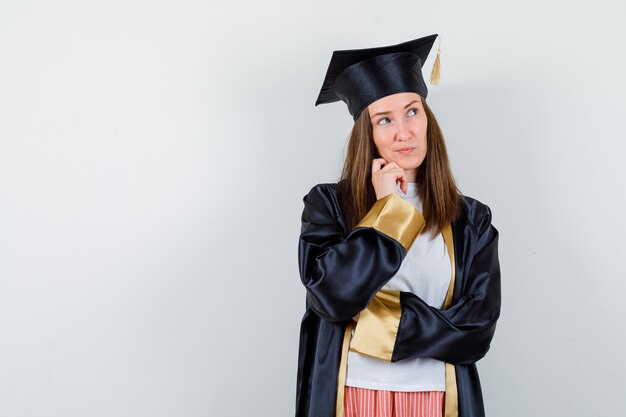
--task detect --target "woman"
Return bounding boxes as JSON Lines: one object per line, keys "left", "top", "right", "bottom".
{"left": 296, "top": 34, "right": 501, "bottom": 417}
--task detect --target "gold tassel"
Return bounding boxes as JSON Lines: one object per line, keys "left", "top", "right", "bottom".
{"left": 429, "top": 36, "right": 441, "bottom": 86}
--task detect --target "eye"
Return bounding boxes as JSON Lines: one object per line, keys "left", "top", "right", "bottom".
{"left": 377, "top": 117, "right": 390, "bottom": 126}
{"left": 408, "top": 108, "right": 417, "bottom": 116}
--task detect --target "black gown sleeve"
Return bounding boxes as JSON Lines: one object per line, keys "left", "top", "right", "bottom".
{"left": 349, "top": 205, "right": 501, "bottom": 364}
{"left": 298, "top": 184, "right": 426, "bottom": 323}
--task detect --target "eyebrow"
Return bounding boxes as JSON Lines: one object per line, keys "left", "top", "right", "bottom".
{"left": 371, "top": 100, "right": 419, "bottom": 119}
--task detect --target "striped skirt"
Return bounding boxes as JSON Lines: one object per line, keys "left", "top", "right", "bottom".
{"left": 344, "top": 386, "right": 445, "bottom": 417}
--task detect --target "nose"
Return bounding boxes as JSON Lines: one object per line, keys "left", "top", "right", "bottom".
{"left": 395, "top": 118, "right": 412, "bottom": 141}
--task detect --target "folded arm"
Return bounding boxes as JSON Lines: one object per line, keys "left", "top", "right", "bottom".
{"left": 298, "top": 184, "right": 426, "bottom": 323}
{"left": 349, "top": 207, "right": 501, "bottom": 364}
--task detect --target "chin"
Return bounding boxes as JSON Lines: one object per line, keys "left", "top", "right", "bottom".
{"left": 397, "top": 158, "right": 424, "bottom": 170}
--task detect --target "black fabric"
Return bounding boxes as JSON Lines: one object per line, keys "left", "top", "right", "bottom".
{"left": 315, "top": 34, "right": 438, "bottom": 120}
{"left": 295, "top": 183, "right": 501, "bottom": 417}
{"left": 332, "top": 52, "right": 428, "bottom": 121}
{"left": 392, "top": 204, "right": 501, "bottom": 364}
{"left": 298, "top": 183, "right": 407, "bottom": 323}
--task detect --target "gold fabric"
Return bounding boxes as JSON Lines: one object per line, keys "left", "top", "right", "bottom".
{"left": 334, "top": 222, "right": 459, "bottom": 417}
{"left": 355, "top": 193, "right": 425, "bottom": 252}
{"left": 348, "top": 289, "right": 402, "bottom": 361}
{"left": 442, "top": 223, "right": 456, "bottom": 309}
{"left": 335, "top": 321, "right": 353, "bottom": 417}
{"left": 441, "top": 223, "right": 458, "bottom": 417}
{"left": 444, "top": 363, "right": 458, "bottom": 417}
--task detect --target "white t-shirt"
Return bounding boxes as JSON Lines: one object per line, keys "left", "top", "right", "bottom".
{"left": 345, "top": 182, "right": 451, "bottom": 392}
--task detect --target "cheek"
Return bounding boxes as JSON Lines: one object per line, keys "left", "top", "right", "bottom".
{"left": 416, "top": 119, "right": 428, "bottom": 144}
{"left": 372, "top": 129, "right": 382, "bottom": 144}
{"left": 372, "top": 132, "right": 392, "bottom": 153}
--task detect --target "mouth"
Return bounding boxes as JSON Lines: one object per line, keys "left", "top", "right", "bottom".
{"left": 395, "top": 147, "right": 415, "bottom": 155}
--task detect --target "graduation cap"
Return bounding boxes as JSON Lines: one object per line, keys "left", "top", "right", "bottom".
{"left": 315, "top": 34, "right": 441, "bottom": 121}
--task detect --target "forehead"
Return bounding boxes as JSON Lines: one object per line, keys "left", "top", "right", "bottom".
{"left": 367, "top": 92, "right": 421, "bottom": 112}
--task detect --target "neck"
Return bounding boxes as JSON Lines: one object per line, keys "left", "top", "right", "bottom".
{"left": 405, "top": 168, "right": 417, "bottom": 182}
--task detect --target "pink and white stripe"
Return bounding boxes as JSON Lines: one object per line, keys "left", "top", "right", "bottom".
{"left": 344, "top": 386, "right": 445, "bottom": 417}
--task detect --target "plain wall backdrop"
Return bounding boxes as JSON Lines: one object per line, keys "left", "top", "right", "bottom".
{"left": 1, "top": 1, "right": 625, "bottom": 416}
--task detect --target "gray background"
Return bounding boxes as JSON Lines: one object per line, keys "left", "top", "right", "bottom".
{"left": 1, "top": 1, "right": 624, "bottom": 416}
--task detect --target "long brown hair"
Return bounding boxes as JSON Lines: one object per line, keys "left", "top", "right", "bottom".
{"left": 337, "top": 97, "right": 462, "bottom": 237}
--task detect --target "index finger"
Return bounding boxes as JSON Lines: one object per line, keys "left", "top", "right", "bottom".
{"left": 371, "top": 158, "right": 387, "bottom": 173}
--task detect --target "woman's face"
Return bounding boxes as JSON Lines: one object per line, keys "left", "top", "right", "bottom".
{"left": 367, "top": 92, "right": 428, "bottom": 180}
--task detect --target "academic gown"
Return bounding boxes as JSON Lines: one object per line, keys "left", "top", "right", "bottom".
{"left": 295, "top": 183, "right": 501, "bottom": 417}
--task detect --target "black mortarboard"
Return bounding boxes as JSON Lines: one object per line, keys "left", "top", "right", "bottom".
{"left": 315, "top": 34, "right": 440, "bottom": 121}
